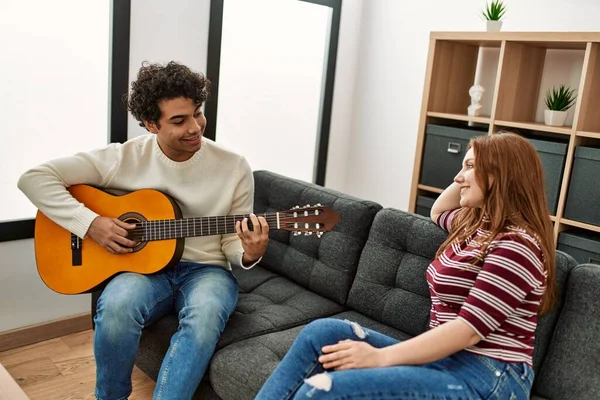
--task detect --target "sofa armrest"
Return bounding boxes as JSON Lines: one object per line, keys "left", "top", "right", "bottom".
{"left": 533, "top": 263, "right": 600, "bottom": 399}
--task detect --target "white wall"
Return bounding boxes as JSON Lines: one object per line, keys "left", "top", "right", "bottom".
{"left": 343, "top": 0, "right": 600, "bottom": 211}
{"left": 0, "top": 0, "right": 111, "bottom": 333}
{"left": 0, "top": 0, "right": 362, "bottom": 333}
{"left": 0, "top": 240, "right": 92, "bottom": 332}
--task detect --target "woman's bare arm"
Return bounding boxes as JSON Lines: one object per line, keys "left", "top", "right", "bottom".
{"left": 430, "top": 182, "right": 461, "bottom": 224}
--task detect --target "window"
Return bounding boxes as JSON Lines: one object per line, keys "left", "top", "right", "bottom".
{"left": 205, "top": 0, "right": 341, "bottom": 185}
{"left": 0, "top": 0, "right": 130, "bottom": 242}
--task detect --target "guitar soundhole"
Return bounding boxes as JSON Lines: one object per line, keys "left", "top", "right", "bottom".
{"left": 120, "top": 212, "right": 147, "bottom": 253}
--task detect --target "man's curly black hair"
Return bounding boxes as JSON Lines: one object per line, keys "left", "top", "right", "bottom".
{"left": 125, "top": 61, "right": 211, "bottom": 129}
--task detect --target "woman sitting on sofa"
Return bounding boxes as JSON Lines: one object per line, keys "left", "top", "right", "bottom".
{"left": 255, "top": 131, "right": 556, "bottom": 400}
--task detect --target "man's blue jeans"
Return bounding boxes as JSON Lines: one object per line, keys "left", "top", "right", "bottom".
{"left": 255, "top": 318, "right": 534, "bottom": 400}
{"left": 93, "top": 262, "right": 238, "bottom": 400}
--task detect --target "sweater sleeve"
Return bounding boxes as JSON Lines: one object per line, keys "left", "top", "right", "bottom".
{"left": 220, "top": 156, "right": 262, "bottom": 269}
{"left": 457, "top": 233, "right": 546, "bottom": 339}
{"left": 17, "top": 144, "right": 121, "bottom": 239}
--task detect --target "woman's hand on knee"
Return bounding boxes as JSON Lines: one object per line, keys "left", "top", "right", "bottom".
{"left": 319, "top": 339, "right": 385, "bottom": 370}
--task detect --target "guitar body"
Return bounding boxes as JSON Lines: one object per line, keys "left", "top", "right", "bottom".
{"left": 34, "top": 185, "right": 183, "bottom": 295}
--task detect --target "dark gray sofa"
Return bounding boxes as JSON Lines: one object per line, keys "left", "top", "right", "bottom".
{"left": 91, "top": 170, "right": 600, "bottom": 400}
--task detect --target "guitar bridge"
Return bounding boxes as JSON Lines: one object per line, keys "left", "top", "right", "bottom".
{"left": 71, "top": 233, "right": 82, "bottom": 266}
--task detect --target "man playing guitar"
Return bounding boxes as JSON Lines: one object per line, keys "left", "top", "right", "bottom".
{"left": 18, "top": 61, "right": 269, "bottom": 400}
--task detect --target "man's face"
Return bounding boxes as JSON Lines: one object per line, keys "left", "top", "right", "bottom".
{"left": 145, "top": 97, "right": 206, "bottom": 162}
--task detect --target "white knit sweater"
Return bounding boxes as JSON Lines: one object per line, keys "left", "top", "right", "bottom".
{"left": 17, "top": 134, "right": 256, "bottom": 270}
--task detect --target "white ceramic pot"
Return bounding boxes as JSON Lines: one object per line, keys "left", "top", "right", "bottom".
{"left": 486, "top": 20, "right": 503, "bottom": 32}
{"left": 544, "top": 109, "right": 568, "bottom": 126}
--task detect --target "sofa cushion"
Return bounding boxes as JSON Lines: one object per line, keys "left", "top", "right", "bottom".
{"left": 529, "top": 250, "right": 578, "bottom": 375}
{"left": 219, "top": 264, "right": 346, "bottom": 346}
{"left": 346, "top": 209, "right": 447, "bottom": 337}
{"left": 253, "top": 170, "right": 382, "bottom": 304}
{"left": 134, "top": 263, "right": 346, "bottom": 381}
{"left": 209, "top": 310, "right": 409, "bottom": 400}
{"left": 533, "top": 263, "right": 600, "bottom": 400}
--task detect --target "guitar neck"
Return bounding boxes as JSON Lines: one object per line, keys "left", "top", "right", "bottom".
{"left": 133, "top": 213, "right": 277, "bottom": 242}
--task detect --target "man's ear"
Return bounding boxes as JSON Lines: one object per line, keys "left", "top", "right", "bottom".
{"left": 144, "top": 121, "right": 159, "bottom": 133}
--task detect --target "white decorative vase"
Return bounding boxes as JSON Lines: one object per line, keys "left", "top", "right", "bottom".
{"left": 486, "top": 20, "right": 503, "bottom": 32}
{"left": 544, "top": 110, "right": 568, "bottom": 126}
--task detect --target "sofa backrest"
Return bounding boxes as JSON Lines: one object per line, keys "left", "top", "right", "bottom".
{"left": 346, "top": 207, "right": 578, "bottom": 375}
{"left": 252, "top": 170, "right": 382, "bottom": 305}
{"left": 346, "top": 209, "right": 446, "bottom": 337}
{"left": 533, "top": 263, "right": 600, "bottom": 400}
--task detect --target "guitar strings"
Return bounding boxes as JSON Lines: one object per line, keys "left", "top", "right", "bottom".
{"left": 125, "top": 216, "right": 320, "bottom": 231}
{"left": 123, "top": 214, "right": 328, "bottom": 237}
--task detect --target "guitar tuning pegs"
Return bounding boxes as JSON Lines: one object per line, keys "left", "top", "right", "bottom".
{"left": 304, "top": 231, "right": 313, "bottom": 236}
{"left": 293, "top": 231, "right": 301, "bottom": 236}
{"left": 316, "top": 203, "right": 322, "bottom": 206}
{"left": 316, "top": 231, "right": 323, "bottom": 238}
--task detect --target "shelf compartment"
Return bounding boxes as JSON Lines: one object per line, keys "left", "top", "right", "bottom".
{"left": 494, "top": 42, "right": 585, "bottom": 129}
{"left": 427, "top": 41, "right": 499, "bottom": 118}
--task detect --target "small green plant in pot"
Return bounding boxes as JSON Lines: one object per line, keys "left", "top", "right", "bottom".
{"left": 544, "top": 84, "right": 577, "bottom": 126}
{"left": 482, "top": 0, "right": 506, "bottom": 31}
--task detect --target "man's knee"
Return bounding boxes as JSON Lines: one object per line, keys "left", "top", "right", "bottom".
{"left": 95, "top": 275, "right": 148, "bottom": 333}
{"left": 180, "top": 299, "right": 233, "bottom": 345}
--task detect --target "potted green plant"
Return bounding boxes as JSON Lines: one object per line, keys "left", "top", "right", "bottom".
{"left": 544, "top": 84, "right": 577, "bottom": 126}
{"left": 482, "top": 0, "right": 506, "bottom": 31}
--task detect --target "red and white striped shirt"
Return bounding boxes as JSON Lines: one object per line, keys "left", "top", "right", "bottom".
{"left": 427, "top": 209, "right": 547, "bottom": 365}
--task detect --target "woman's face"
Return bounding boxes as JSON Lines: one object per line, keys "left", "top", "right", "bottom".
{"left": 454, "top": 148, "right": 485, "bottom": 208}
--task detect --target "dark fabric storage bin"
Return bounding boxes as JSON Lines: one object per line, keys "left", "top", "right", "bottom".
{"left": 528, "top": 138, "right": 567, "bottom": 215}
{"left": 419, "top": 124, "right": 487, "bottom": 189}
{"left": 564, "top": 146, "right": 600, "bottom": 226}
{"left": 557, "top": 230, "right": 600, "bottom": 266}
{"left": 416, "top": 194, "right": 438, "bottom": 218}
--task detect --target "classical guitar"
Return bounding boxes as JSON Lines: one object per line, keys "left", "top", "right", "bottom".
{"left": 34, "top": 185, "right": 340, "bottom": 295}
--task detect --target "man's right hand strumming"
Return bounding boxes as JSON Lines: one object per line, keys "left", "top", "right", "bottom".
{"left": 88, "top": 216, "right": 136, "bottom": 254}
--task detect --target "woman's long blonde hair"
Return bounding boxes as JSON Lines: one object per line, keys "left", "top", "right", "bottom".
{"left": 435, "top": 131, "right": 556, "bottom": 314}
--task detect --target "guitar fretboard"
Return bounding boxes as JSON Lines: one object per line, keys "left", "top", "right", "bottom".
{"left": 130, "top": 213, "right": 275, "bottom": 242}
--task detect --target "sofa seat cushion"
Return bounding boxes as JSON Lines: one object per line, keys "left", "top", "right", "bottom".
{"left": 135, "top": 264, "right": 345, "bottom": 381}
{"left": 219, "top": 264, "right": 347, "bottom": 346}
{"left": 208, "top": 310, "right": 411, "bottom": 400}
